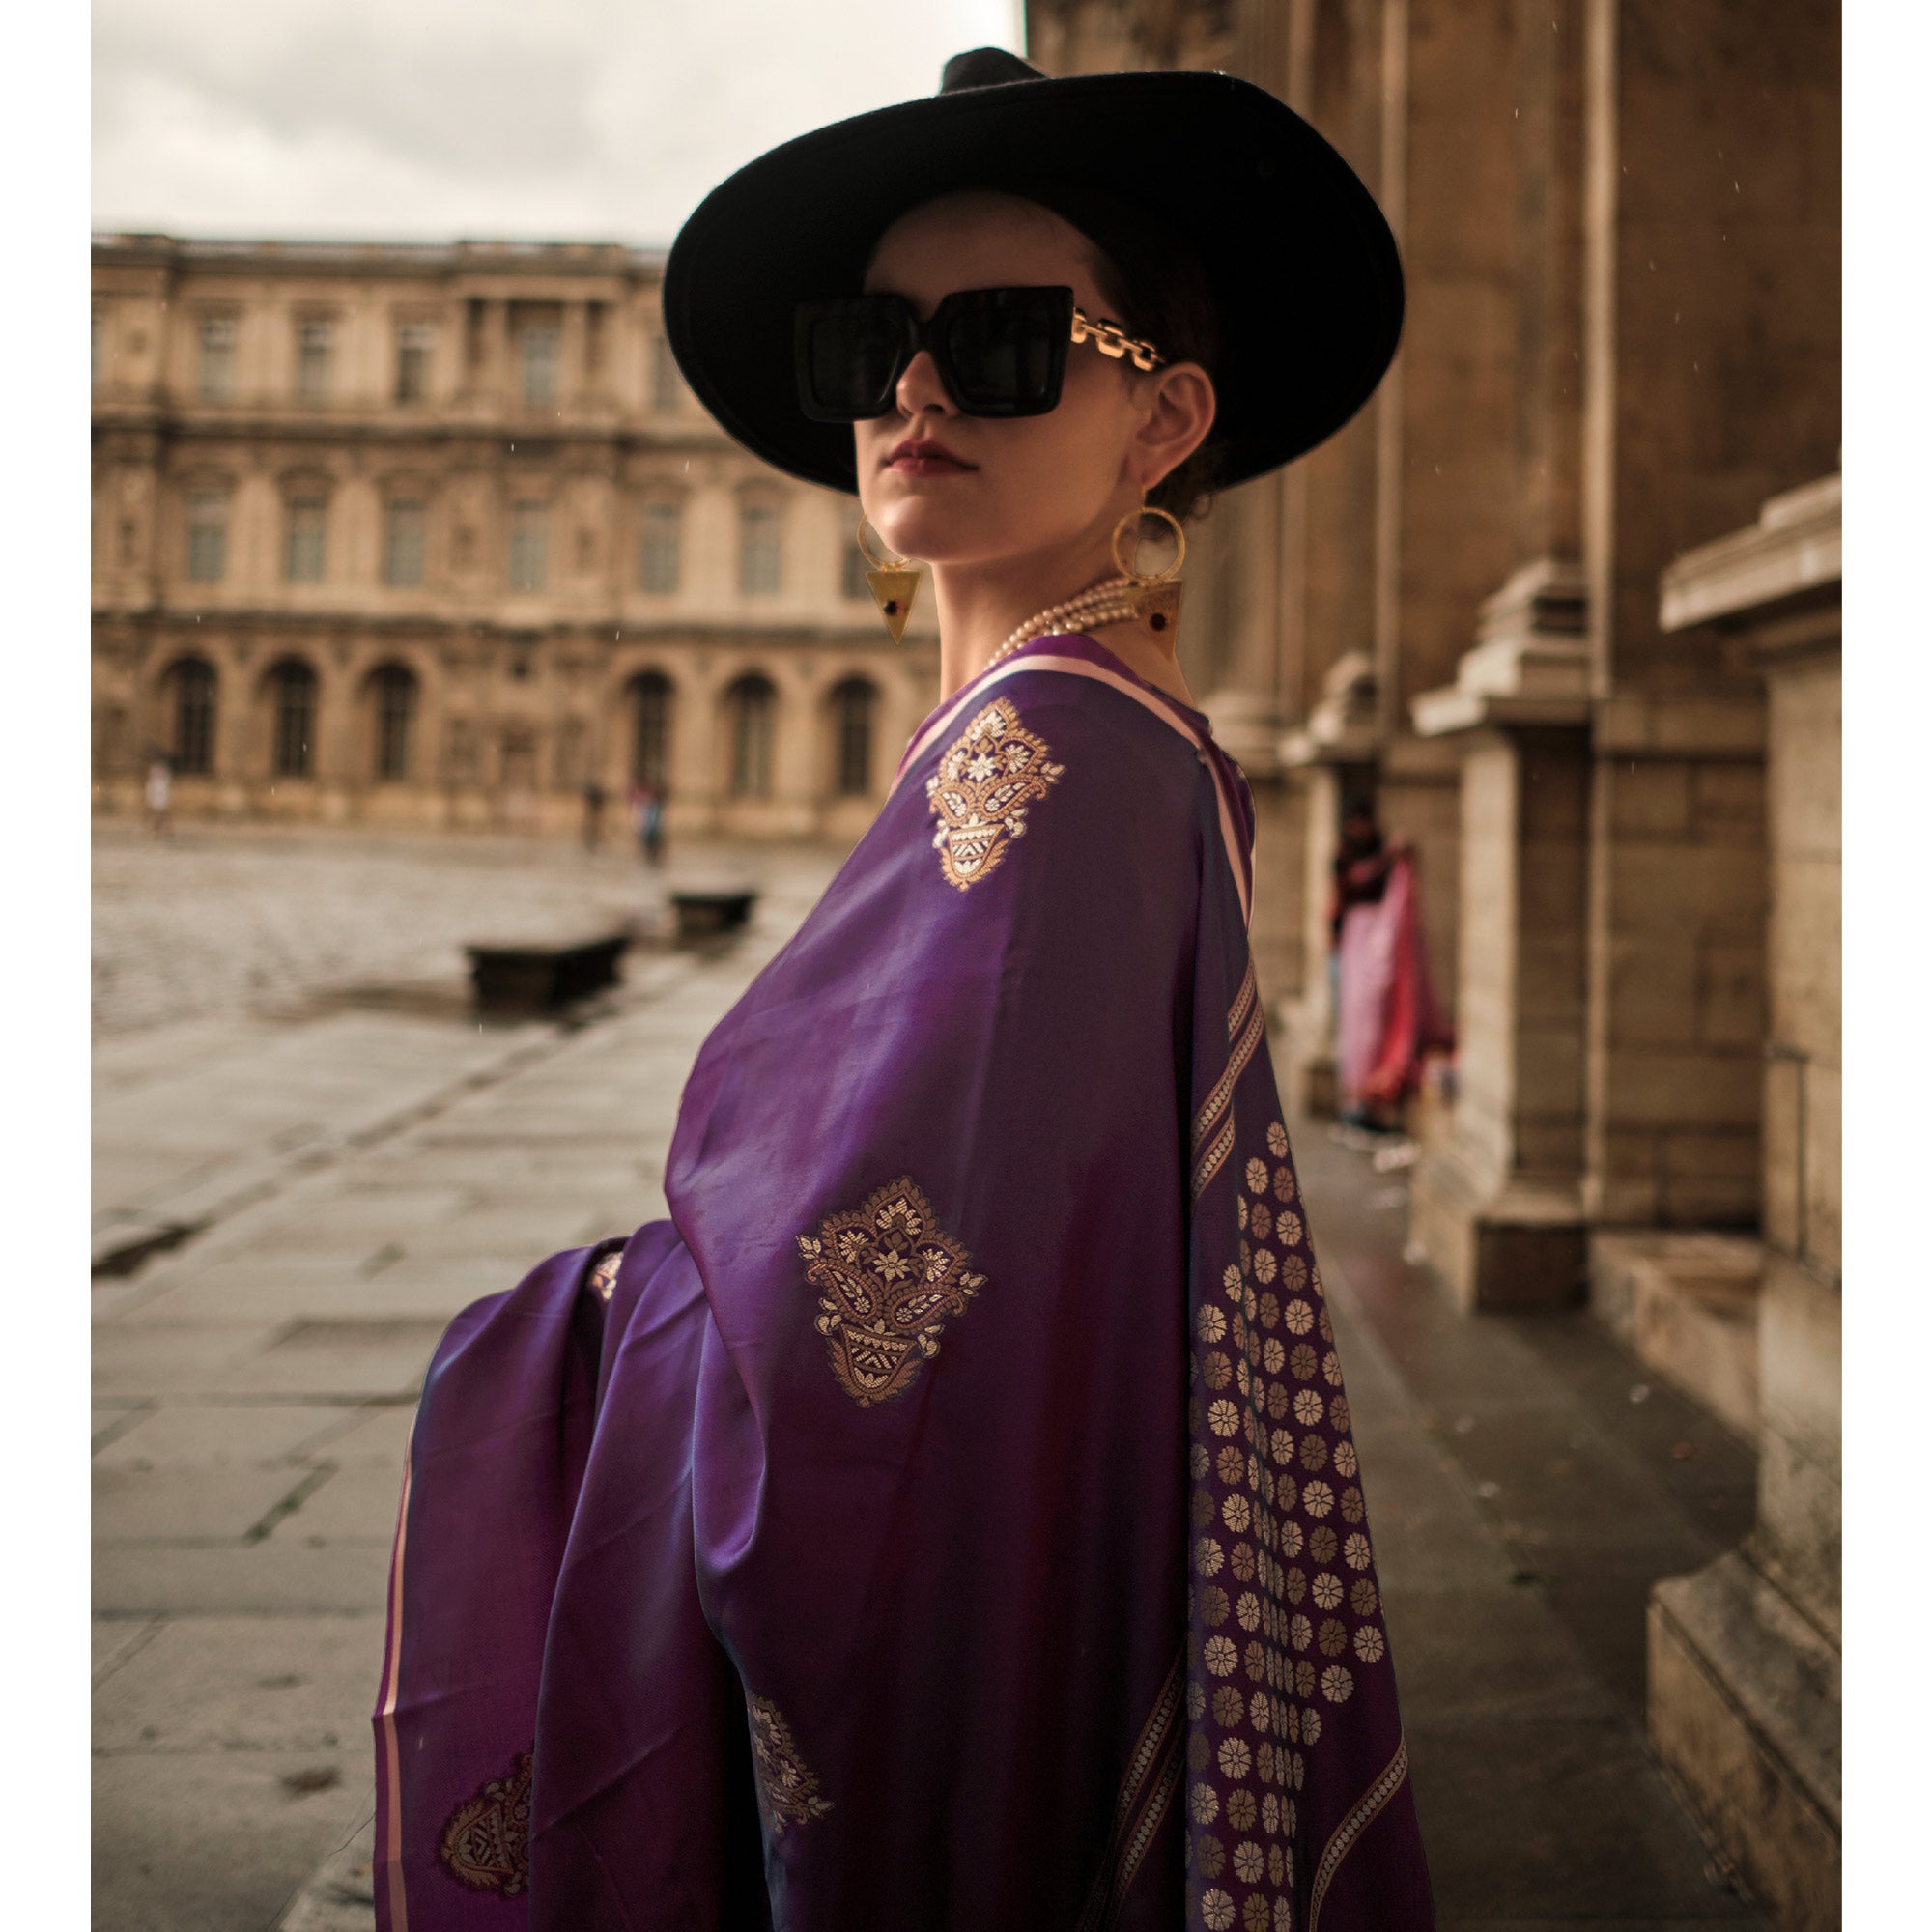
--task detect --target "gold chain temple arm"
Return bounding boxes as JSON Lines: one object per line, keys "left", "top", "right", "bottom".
{"left": 1070, "top": 308, "right": 1166, "bottom": 373}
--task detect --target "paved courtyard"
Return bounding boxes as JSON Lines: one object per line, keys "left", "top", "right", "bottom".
{"left": 94, "top": 820, "right": 734, "bottom": 1039}
{"left": 92, "top": 823, "right": 1765, "bottom": 1931}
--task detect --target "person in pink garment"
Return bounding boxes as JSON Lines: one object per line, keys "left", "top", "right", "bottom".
{"left": 1331, "top": 798, "right": 1448, "bottom": 1132}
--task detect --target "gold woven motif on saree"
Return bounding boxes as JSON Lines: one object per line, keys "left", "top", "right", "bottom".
{"left": 747, "top": 1695, "right": 835, "bottom": 1835}
{"left": 923, "top": 696, "right": 1065, "bottom": 890}
{"left": 797, "top": 1177, "right": 986, "bottom": 1406}
{"left": 438, "top": 1748, "right": 532, "bottom": 1896}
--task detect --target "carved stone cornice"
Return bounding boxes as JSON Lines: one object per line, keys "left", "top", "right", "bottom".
{"left": 1411, "top": 556, "right": 1591, "bottom": 738}
{"left": 1279, "top": 649, "right": 1379, "bottom": 767}
{"left": 1660, "top": 474, "right": 1841, "bottom": 637}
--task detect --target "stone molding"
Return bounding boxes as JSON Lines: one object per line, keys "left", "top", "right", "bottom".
{"left": 1411, "top": 556, "right": 1592, "bottom": 737}
{"left": 1659, "top": 474, "right": 1841, "bottom": 636}
{"left": 1279, "top": 649, "right": 1378, "bottom": 767}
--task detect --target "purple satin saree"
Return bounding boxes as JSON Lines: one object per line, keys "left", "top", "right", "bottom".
{"left": 373, "top": 634, "right": 1435, "bottom": 1932}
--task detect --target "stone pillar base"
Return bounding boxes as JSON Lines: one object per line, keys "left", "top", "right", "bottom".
{"left": 1590, "top": 1231, "right": 1763, "bottom": 1441}
{"left": 1284, "top": 1045, "right": 1337, "bottom": 1121}
{"left": 1408, "top": 1148, "right": 1586, "bottom": 1312}
{"left": 1649, "top": 1549, "right": 1840, "bottom": 1932}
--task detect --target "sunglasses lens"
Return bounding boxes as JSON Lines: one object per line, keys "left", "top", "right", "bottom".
{"left": 797, "top": 299, "right": 907, "bottom": 420}
{"left": 940, "top": 289, "right": 1068, "bottom": 416}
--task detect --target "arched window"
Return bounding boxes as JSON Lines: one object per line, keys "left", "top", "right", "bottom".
{"left": 270, "top": 659, "right": 318, "bottom": 778}
{"left": 371, "top": 663, "right": 417, "bottom": 781}
{"left": 829, "top": 677, "right": 877, "bottom": 798}
{"left": 725, "top": 674, "right": 777, "bottom": 800}
{"left": 630, "top": 671, "right": 674, "bottom": 788}
{"left": 169, "top": 657, "right": 217, "bottom": 775}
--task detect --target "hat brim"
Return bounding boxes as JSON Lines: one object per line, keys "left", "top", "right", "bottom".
{"left": 663, "top": 68, "right": 1404, "bottom": 496}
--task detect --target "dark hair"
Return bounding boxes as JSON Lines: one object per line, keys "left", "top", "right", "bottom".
{"left": 1021, "top": 182, "right": 1226, "bottom": 522}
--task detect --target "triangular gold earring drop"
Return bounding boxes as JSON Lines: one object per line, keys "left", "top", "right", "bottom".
{"left": 867, "top": 567, "right": 923, "bottom": 644}
{"left": 1136, "top": 579, "right": 1183, "bottom": 648}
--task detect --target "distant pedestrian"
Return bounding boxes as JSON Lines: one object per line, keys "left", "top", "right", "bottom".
{"left": 631, "top": 781, "right": 666, "bottom": 867}
{"left": 581, "top": 780, "right": 607, "bottom": 852}
{"left": 1329, "top": 796, "right": 1450, "bottom": 1131}
{"left": 144, "top": 756, "right": 172, "bottom": 839}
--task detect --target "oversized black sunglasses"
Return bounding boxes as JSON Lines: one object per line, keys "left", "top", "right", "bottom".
{"left": 794, "top": 285, "right": 1166, "bottom": 423}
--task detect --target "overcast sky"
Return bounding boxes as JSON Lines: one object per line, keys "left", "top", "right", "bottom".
{"left": 92, "top": 0, "right": 1023, "bottom": 248}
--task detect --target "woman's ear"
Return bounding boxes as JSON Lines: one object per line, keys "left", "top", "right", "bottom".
{"left": 1131, "top": 362, "right": 1217, "bottom": 496}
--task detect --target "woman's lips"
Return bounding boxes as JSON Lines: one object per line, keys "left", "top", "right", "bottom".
{"left": 886, "top": 440, "right": 975, "bottom": 477}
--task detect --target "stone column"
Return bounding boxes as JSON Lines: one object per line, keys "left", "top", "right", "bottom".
{"left": 1646, "top": 474, "right": 1840, "bottom": 1932}
{"left": 1277, "top": 654, "right": 1379, "bottom": 1116}
{"left": 558, "top": 301, "right": 588, "bottom": 414}
{"left": 458, "top": 298, "right": 508, "bottom": 412}
{"left": 1402, "top": 0, "right": 1596, "bottom": 1303}
{"left": 1200, "top": 475, "right": 1297, "bottom": 1008}
{"left": 1407, "top": 566, "right": 1593, "bottom": 1308}
{"left": 1577, "top": 0, "right": 1838, "bottom": 1238}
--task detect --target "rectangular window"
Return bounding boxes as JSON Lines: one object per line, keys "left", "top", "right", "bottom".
{"left": 296, "top": 319, "right": 333, "bottom": 404}
{"left": 375, "top": 670, "right": 416, "bottom": 781}
{"left": 738, "top": 501, "right": 781, "bottom": 596}
{"left": 730, "top": 682, "right": 776, "bottom": 799}
{"left": 834, "top": 682, "right": 875, "bottom": 797}
{"left": 395, "top": 323, "right": 433, "bottom": 402}
{"left": 198, "top": 317, "right": 237, "bottom": 401}
{"left": 639, "top": 500, "right": 681, "bottom": 594}
{"left": 284, "top": 497, "right": 327, "bottom": 582}
{"left": 652, "top": 333, "right": 681, "bottom": 413}
{"left": 172, "top": 662, "right": 216, "bottom": 776}
{"left": 521, "top": 327, "right": 560, "bottom": 408}
{"left": 509, "top": 500, "right": 549, "bottom": 591}
{"left": 273, "top": 666, "right": 317, "bottom": 778}
{"left": 185, "top": 491, "right": 228, "bottom": 582}
{"left": 384, "top": 498, "right": 428, "bottom": 586}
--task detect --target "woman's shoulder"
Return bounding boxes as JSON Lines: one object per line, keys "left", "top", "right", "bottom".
{"left": 906, "top": 644, "right": 1238, "bottom": 903}
{"left": 948, "top": 637, "right": 1216, "bottom": 781}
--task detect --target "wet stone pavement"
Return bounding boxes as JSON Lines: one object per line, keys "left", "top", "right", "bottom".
{"left": 92, "top": 824, "right": 1765, "bottom": 1930}
{"left": 1298, "top": 1123, "right": 1766, "bottom": 1930}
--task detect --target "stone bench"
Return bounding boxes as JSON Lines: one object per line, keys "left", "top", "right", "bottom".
{"left": 464, "top": 933, "right": 630, "bottom": 1016}
{"left": 668, "top": 886, "right": 758, "bottom": 944}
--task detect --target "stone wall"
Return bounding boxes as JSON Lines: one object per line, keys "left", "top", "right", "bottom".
{"left": 1642, "top": 474, "right": 1840, "bottom": 1931}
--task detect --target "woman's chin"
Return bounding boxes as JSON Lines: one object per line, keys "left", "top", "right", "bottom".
{"left": 872, "top": 502, "right": 986, "bottom": 561}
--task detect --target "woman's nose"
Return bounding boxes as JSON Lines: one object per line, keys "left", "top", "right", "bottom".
{"left": 894, "top": 348, "right": 954, "bottom": 419}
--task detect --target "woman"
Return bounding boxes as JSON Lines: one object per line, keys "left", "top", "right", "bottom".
{"left": 375, "top": 49, "right": 1434, "bottom": 1932}
{"left": 1330, "top": 803, "right": 1450, "bottom": 1135}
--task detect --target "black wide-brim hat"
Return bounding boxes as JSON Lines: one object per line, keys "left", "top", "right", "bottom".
{"left": 664, "top": 49, "right": 1403, "bottom": 497}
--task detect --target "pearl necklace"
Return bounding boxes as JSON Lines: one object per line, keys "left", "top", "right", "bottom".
{"left": 986, "top": 576, "right": 1143, "bottom": 672}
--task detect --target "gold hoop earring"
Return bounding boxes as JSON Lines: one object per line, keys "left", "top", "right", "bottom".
{"left": 857, "top": 514, "right": 923, "bottom": 644}
{"left": 1111, "top": 503, "right": 1186, "bottom": 646}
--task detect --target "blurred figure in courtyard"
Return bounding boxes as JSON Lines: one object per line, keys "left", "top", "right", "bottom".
{"left": 581, "top": 779, "right": 607, "bottom": 852}
{"left": 143, "top": 755, "right": 172, "bottom": 839}
{"left": 630, "top": 780, "right": 666, "bottom": 867}
{"left": 1331, "top": 795, "right": 1450, "bottom": 1133}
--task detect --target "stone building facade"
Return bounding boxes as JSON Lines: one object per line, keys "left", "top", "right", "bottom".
{"left": 1030, "top": 3, "right": 1839, "bottom": 1924}
{"left": 90, "top": 236, "right": 938, "bottom": 842}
